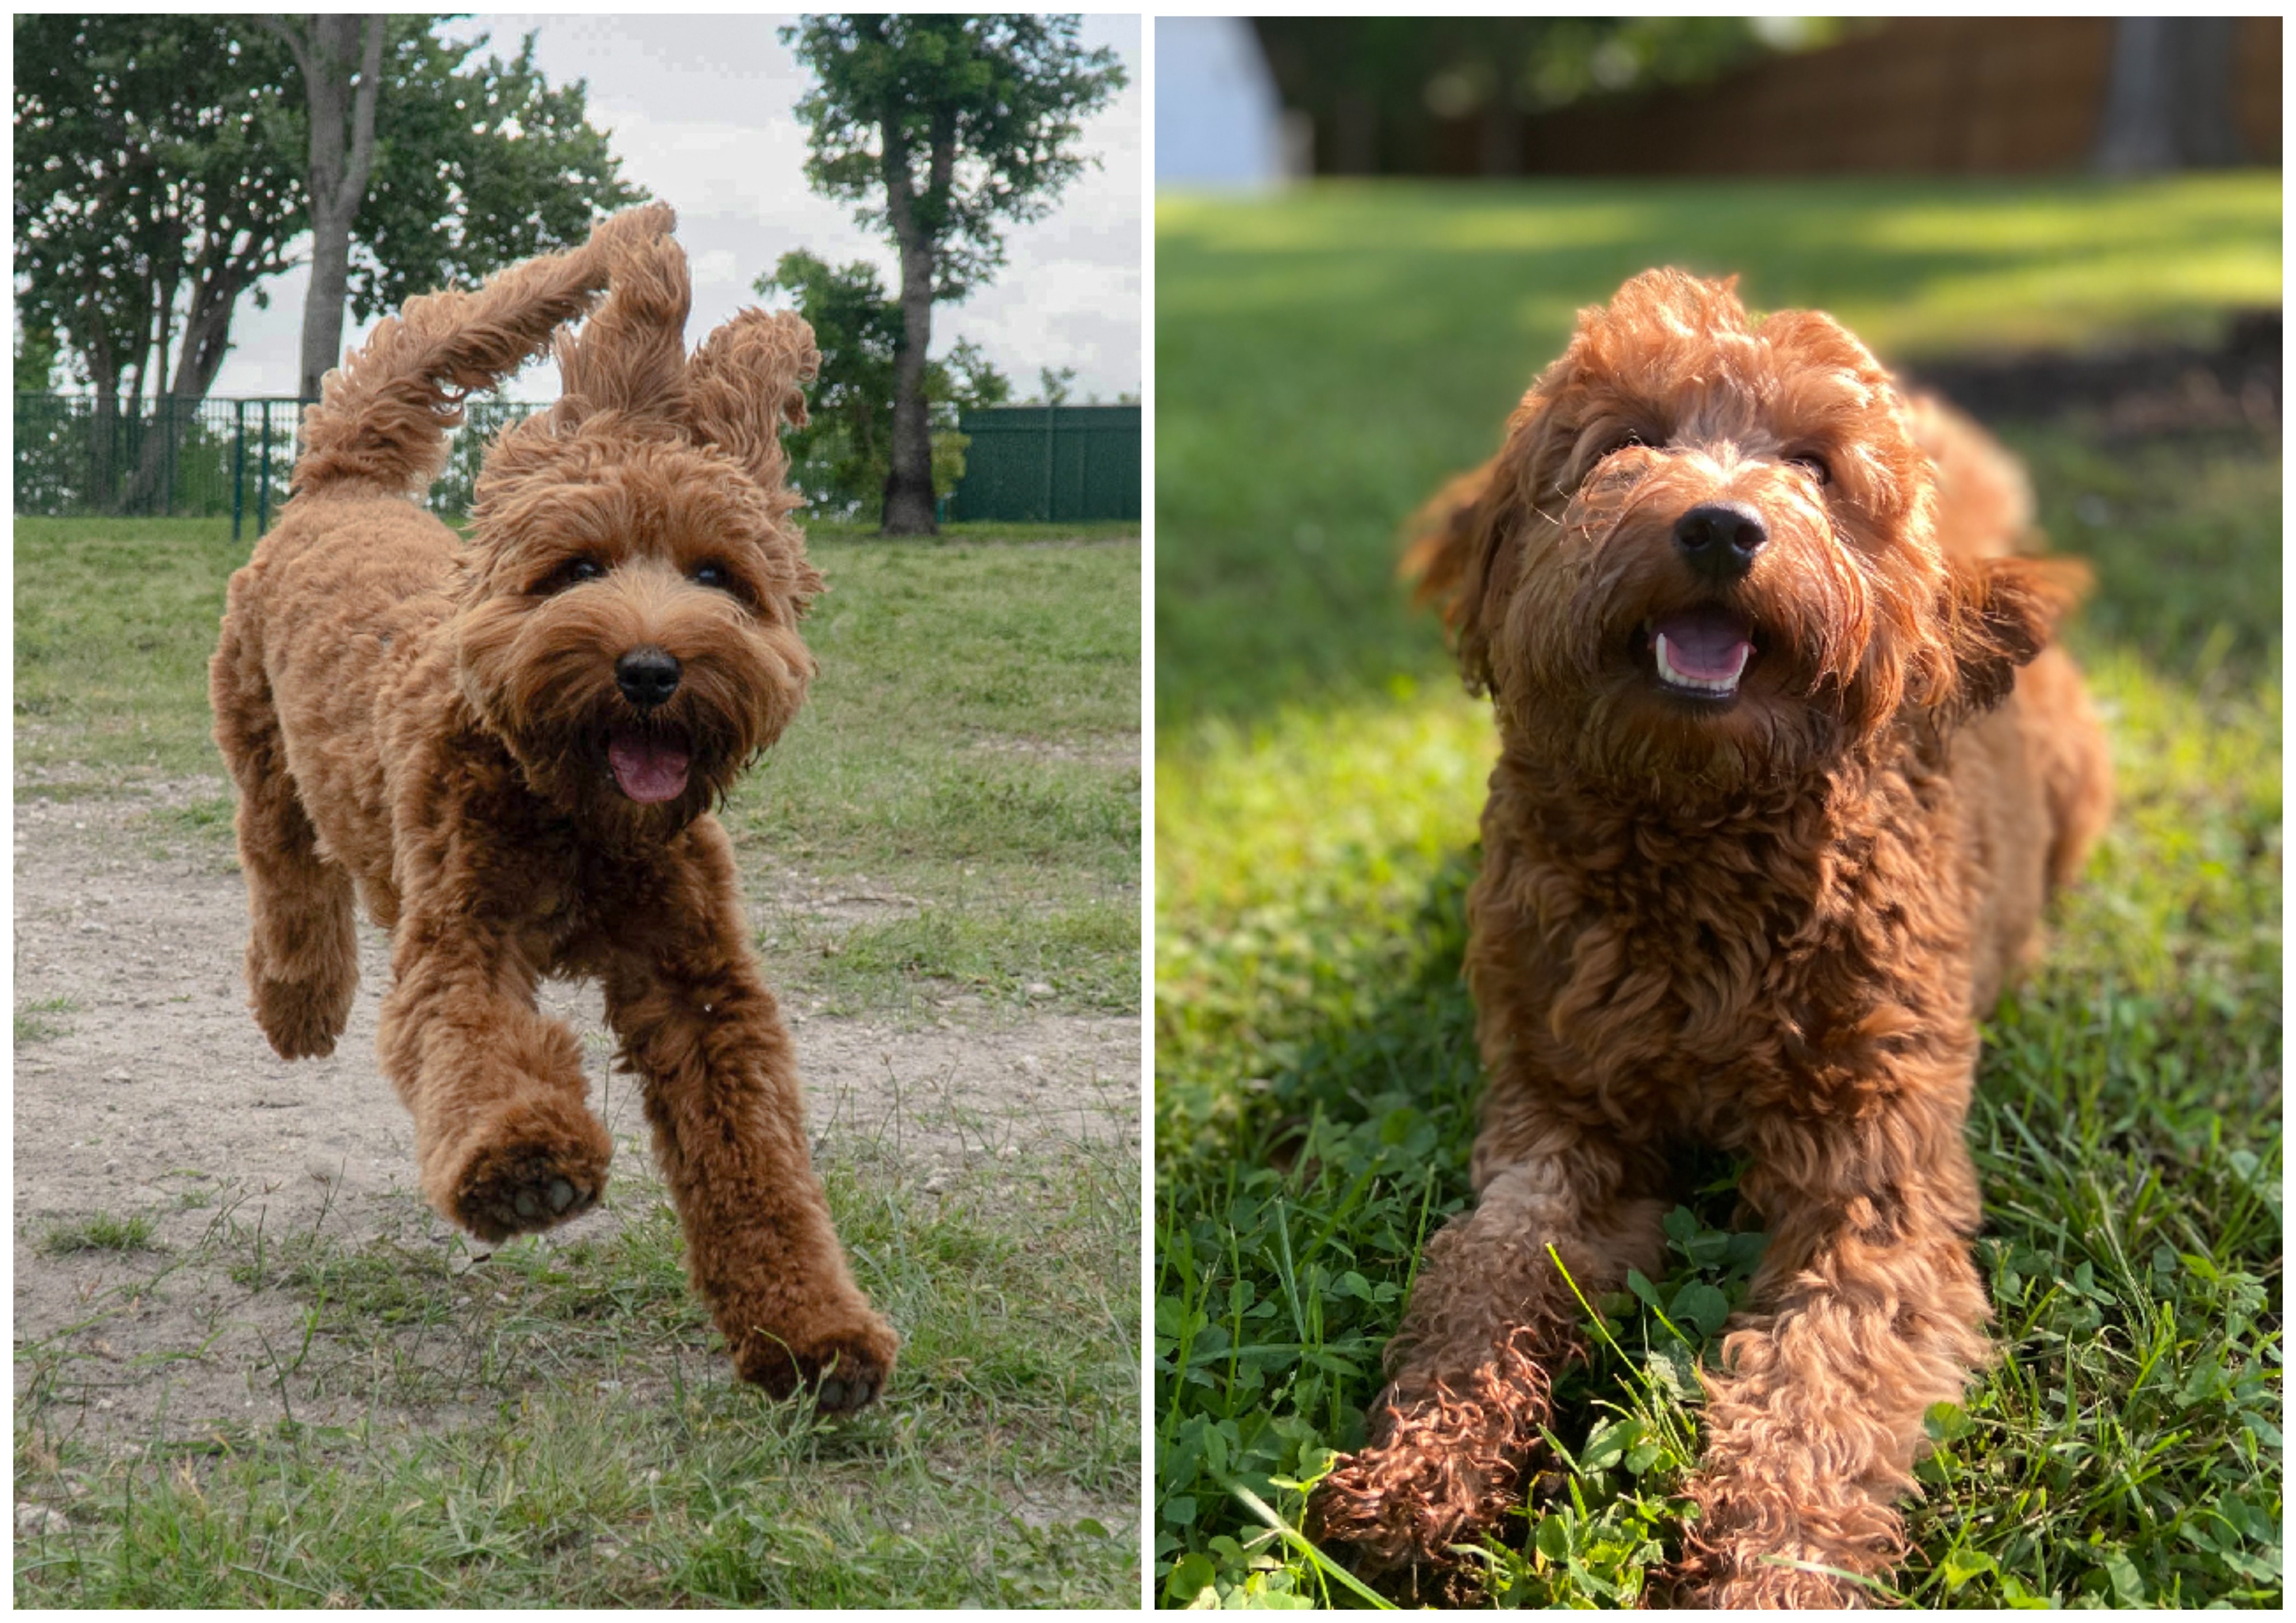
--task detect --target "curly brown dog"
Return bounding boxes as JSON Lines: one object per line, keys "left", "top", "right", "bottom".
{"left": 1311, "top": 271, "right": 2111, "bottom": 1605}
{"left": 209, "top": 204, "right": 897, "bottom": 1408}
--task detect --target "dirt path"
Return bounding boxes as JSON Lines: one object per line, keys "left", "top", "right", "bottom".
{"left": 13, "top": 781, "right": 1139, "bottom": 1446}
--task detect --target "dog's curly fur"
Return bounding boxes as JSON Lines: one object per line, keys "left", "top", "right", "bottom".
{"left": 1310, "top": 272, "right": 2111, "bottom": 1605}
{"left": 209, "top": 205, "right": 897, "bottom": 1408}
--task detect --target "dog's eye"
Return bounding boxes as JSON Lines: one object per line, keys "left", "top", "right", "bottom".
{"left": 538, "top": 557, "right": 605, "bottom": 594}
{"left": 1598, "top": 431, "right": 1649, "bottom": 461}
{"left": 692, "top": 563, "right": 730, "bottom": 591}
{"left": 1787, "top": 452, "right": 1832, "bottom": 486}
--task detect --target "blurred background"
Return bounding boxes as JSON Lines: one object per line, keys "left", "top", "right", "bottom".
{"left": 1156, "top": 15, "right": 2280, "bottom": 1610}
{"left": 1155, "top": 14, "right": 2280, "bottom": 711}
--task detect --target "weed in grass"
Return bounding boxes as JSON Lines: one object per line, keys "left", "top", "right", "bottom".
{"left": 15, "top": 518, "right": 248, "bottom": 781}
{"left": 39, "top": 1211, "right": 164, "bottom": 1257}
{"left": 16, "top": 995, "right": 80, "bottom": 1046}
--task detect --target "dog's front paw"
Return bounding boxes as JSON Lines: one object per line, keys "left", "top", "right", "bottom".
{"left": 1672, "top": 1480, "right": 1901, "bottom": 1609}
{"left": 440, "top": 1101, "right": 614, "bottom": 1245}
{"left": 251, "top": 974, "right": 355, "bottom": 1060}
{"left": 1313, "top": 1411, "right": 1520, "bottom": 1581}
{"left": 1311, "top": 1345, "right": 1556, "bottom": 1594}
{"left": 728, "top": 1301, "right": 899, "bottom": 1412}
{"left": 1668, "top": 1543, "right": 1874, "bottom": 1610}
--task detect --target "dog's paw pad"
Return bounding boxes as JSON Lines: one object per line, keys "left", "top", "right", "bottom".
{"left": 730, "top": 1314, "right": 897, "bottom": 1408}
{"left": 815, "top": 1372, "right": 880, "bottom": 1414}
{"left": 454, "top": 1150, "right": 604, "bottom": 1243}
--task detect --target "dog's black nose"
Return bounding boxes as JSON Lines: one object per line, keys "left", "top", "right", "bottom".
{"left": 1672, "top": 502, "right": 1768, "bottom": 583}
{"left": 615, "top": 646, "right": 682, "bottom": 711}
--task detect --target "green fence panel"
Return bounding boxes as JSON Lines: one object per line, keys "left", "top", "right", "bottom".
{"left": 12, "top": 393, "right": 545, "bottom": 533}
{"left": 18, "top": 395, "right": 1143, "bottom": 529}
{"left": 948, "top": 404, "right": 1140, "bottom": 523}
{"left": 12, "top": 393, "right": 280, "bottom": 522}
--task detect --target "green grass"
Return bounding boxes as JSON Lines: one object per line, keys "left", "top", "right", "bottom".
{"left": 1156, "top": 177, "right": 2281, "bottom": 1608}
{"left": 18, "top": 1142, "right": 1139, "bottom": 1605}
{"left": 16, "top": 995, "right": 79, "bottom": 1046}
{"left": 36, "top": 1211, "right": 163, "bottom": 1257}
{"left": 13, "top": 515, "right": 1141, "bottom": 1012}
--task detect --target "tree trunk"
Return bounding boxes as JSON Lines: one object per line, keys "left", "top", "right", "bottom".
{"left": 2093, "top": 16, "right": 2246, "bottom": 173}
{"left": 122, "top": 268, "right": 249, "bottom": 512}
{"left": 878, "top": 130, "right": 941, "bottom": 535}
{"left": 266, "top": 14, "right": 386, "bottom": 402}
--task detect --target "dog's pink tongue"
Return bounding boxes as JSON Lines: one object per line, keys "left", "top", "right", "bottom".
{"left": 1652, "top": 607, "right": 1753, "bottom": 682}
{"left": 609, "top": 733, "right": 690, "bottom": 804}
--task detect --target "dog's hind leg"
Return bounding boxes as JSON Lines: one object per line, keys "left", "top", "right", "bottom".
{"left": 1314, "top": 1112, "right": 1668, "bottom": 1596}
{"left": 210, "top": 611, "right": 359, "bottom": 1059}
{"left": 603, "top": 820, "right": 897, "bottom": 1410}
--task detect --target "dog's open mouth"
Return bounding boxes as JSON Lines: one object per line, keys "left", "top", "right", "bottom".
{"left": 607, "top": 726, "right": 692, "bottom": 803}
{"left": 1649, "top": 606, "right": 1754, "bottom": 699}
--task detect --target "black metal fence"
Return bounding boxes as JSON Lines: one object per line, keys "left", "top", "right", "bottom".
{"left": 16, "top": 394, "right": 1145, "bottom": 532}
{"left": 947, "top": 404, "right": 1141, "bottom": 523}
{"left": 12, "top": 393, "right": 545, "bottom": 536}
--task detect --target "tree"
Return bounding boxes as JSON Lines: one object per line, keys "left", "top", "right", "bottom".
{"left": 15, "top": 16, "right": 305, "bottom": 508}
{"left": 15, "top": 323, "right": 61, "bottom": 394}
{"left": 14, "top": 14, "right": 641, "bottom": 510}
{"left": 781, "top": 14, "right": 1124, "bottom": 535}
{"left": 342, "top": 26, "right": 646, "bottom": 321}
{"left": 260, "top": 14, "right": 386, "bottom": 402}
{"left": 2092, "top": 18, "right": 2247, "bottom": 175}
{"left": 757, "top": 248, "right": 1008, "bottom": 518}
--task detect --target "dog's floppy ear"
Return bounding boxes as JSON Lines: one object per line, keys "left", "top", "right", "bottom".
{"left": 1403, "top": 459, "right": 1513, "bottom": 693}
{"left": 1942, "top": 553, "right": 2088, "bottom": 713}
{"left": 1403, "top": 393, "right": 1550, "bottom": 694}
{"left": 683, "top": 310, "right": 820, "bottom": 510}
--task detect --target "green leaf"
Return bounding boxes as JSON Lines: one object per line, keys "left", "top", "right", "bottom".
{"left": 1939, "top": 1547, "right": 1996, "bottom": 1592}
{"left": 1669, "top": 1282, "right": 1730, "bottom": 1338}
{"left": 1165, "top": 1552, "right": 1217, "bottom": 1605}
{"left": 1924, "top": 1400, "right": 1974, "bottom": 1443}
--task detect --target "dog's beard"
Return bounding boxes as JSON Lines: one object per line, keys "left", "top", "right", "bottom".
{"left": 454, "top": 596, "right": 810, "bottom": 838}
{"left": 1492, "top": 509, "right": 1905, "bottom": 811}
{"left": 484, "top": 692, "right": 745, "bottom": 835}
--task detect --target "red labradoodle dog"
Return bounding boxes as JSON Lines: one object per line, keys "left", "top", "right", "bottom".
{"left": 209, "top": 204, "right": 897, "bottom": 1408}
{"left": 1312, "top": 272, "right": 2111, "bottom": 1605}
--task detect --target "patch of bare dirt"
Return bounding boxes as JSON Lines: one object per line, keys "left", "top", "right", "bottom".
{"left": 13, "top": 783, "right": 1139, "bottom": 1448}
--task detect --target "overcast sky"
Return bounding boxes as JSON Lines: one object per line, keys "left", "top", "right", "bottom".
{"left": 207, "top": 12, "right": 1143, "bottom": 403}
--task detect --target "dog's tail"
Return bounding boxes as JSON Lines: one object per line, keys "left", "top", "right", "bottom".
{"left": 292, "top": 204, "right": 678, "bottom": 498}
